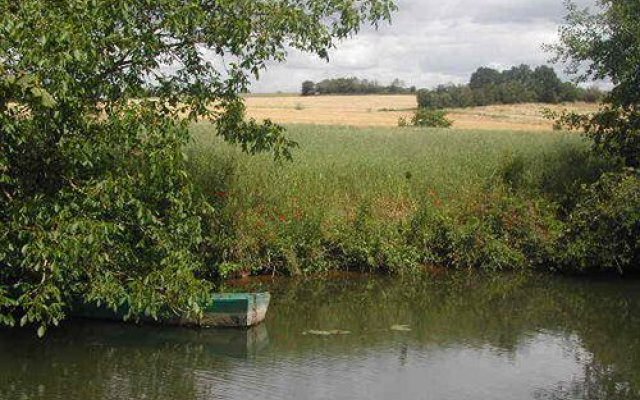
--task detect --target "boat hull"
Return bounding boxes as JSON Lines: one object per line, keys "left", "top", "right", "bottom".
{"left": 200, "top": 293, "right": 271, "bottom": 327}
{"left": 71, "top": 293, "right": 271, "bottom": 328}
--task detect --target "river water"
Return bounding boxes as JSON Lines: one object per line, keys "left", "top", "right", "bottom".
{"left": 1, "top": 273, "right": 639, "bottom": 400}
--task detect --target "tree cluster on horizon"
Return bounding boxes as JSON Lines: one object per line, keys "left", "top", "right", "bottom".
{"left": 417, "top": 64, "right": 605, "bottom": 109}
{"left": 301, "top": 77, "right": 416, "bottom": 96}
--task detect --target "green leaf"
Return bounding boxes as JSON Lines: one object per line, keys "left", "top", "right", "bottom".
{"left": 0, "top": 0, "right": 395, "bottom": 337}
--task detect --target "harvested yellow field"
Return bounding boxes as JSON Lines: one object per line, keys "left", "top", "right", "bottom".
{"left": 244, "top": 94, "right": 600, "bottom": 131}
{"left": 448, "top": 102, "right": 599, "bottom": 131}
{"left": 245, "top": 94, "right": 415, "bottom": 127}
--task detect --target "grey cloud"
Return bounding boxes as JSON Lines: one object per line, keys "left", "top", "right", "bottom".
{"left": 248, "top": 0, "right": 598, "bottom": 93}
{"left": 393, "top": 0, "right": 596, "bottom": 25}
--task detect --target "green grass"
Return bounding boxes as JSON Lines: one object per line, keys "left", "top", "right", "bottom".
{"left": 186, "top": 124, "right": 605, "bottom": 276}
{"left": 189, "top": 124, "right": 588, "bottom": 209}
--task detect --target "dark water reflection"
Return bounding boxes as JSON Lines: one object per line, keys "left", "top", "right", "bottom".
{"left": 1, "top": 273, "right": 640, "bottom": 400}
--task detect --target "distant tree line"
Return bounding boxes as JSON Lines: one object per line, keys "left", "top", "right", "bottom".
{"left": 417, "top": 65, "right": 605, "bottom": 109}
{"left": 301, "top": 77, "right": 416, "bottom": 96}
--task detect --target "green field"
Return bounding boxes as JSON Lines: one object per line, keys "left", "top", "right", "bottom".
{"left": 187, "top": 124, "right": 609, "bottom": 276}
{"left": 189, "top": 124, "right": 587, "bottom": 210}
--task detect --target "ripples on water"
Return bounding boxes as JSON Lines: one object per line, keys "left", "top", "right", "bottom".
{"left": 1, "top": 273, "right": 639, "bottom": 400}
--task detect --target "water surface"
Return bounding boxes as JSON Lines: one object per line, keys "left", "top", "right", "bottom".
{"left": 1, "top": 274, "right": 640, "bottom": 400}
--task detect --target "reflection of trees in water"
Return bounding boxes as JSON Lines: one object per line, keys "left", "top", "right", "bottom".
{"left": 1, "top": 274, "right": 639, "bottom": 399}
{"left": 0, "top": 341, "right": 201, "bottom": 399}
{"left": 535, "top": 362, "right": 639, "bottom": 400}
{"left": 259, "top": 273, "right": 640, "bottom": 396}
{"left": 0, "top": 323, "right": 265, "bottom": 400}
{"left": 259, "top": 273, "right": 544, "bottom": 351}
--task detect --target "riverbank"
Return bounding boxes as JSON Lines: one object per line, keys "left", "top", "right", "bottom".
{"left": 187, "top": 124, "right": 620, "bottom": 277}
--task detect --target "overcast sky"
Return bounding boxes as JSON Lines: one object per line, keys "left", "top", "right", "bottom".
{"left": 250, "top": 0, "right": 597, "bottom": 93}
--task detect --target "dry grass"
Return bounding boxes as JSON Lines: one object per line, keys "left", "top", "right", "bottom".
{"left": 448, "top": 102, "right": 599, "bottom": 131}
{"left": 244, "top": 94, "right": 600, "bottom": 131}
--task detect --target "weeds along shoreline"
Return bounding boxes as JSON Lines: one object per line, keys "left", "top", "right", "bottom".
{"left": 187, "top": 123, "right": 635, "bottom": 278}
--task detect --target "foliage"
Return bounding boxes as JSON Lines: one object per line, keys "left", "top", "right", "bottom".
{"left": 555, "top": 105, "right": 640, "bottom": 168}
{"left": 551, "top": 0, "right": 640, "bottom": 168}
{"left": 408, "top": 190, "right": 563, "bottom": 272}
{"left": 469, "top": 67, "right": 504, "bottom": 90}
{"left": 188, "top": 122, "right": 640, "bottom": 277}
{"left": 545, "top": 1, "right": 640, "bottom": 275}
{"left": 301, "top": 81, "right": 317, "bottom": 96}
{"left": 0, "top": 0, "right": 396, "bottom": 334}
{"left": 498, "top": 145, "right": 619, "bottom": 214}
{"left": 550, "top": 0, "right": 640, "bottom": 108}
{"left": 304, "top": 77, "right": 415, "bottom": 95}
{"left": 188, "top": 125, "right": 600, "bottom": 277}
{"left": 417, "top": 64, "right": 605, "bottom": 109}
{"left": 417, "top": 85, "right": 476, "bottom": 109}
{"left": 558, "top": 171, "right": 640, "bottom": 273}
{"left": 409, "top": 109, "right": 452, "bottom": 128}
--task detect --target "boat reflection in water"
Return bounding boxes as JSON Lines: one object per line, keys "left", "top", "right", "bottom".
{"left": 0, "top": 321, "right": 270, "bottom": 400}
{"left": 66, "top": 320, "right": 270, "bottom": 359}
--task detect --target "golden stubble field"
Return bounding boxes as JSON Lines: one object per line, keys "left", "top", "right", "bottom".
{"left": 244, "top": 94, "right": 599, "bottom": 131}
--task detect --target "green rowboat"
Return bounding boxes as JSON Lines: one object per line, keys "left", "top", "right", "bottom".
{"left": 71, "top": 292, "right": 271, "bottom": 328}
{"left": 204, "top": 293, "right": 271, "bottom": 327}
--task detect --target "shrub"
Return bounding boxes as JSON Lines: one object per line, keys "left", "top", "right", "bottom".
{"left": 330, "top": 203, "right": 421, "bottom": 275}
{"left": 397, "top": 116, "right": 409, "bottom": 127}
{"left": 497, "top": 147, "right": 619, "bottom": 214}
{"left": 556, "top": 107, "right": 640, "bottom": 169}
{"left": 189, "top": 126, "right": 592, "bottom": 277}
{"left": 559, "top": 171, "right": 640, "bottom": 274}
{"left": 405, "top": 189, "right": 562, "bottom": 272}
{"left": 582, "top": 86, "right": 605, "bottom": 103}
{"left": 411, "top": 109, "right": 453, "bottom": 128}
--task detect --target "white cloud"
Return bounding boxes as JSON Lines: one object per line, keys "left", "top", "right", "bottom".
{"left": 246, "top": 0, "right": 598, "bottom": 93}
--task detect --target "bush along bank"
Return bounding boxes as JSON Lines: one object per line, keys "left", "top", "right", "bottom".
{"left": 197, "top": 176, "right": 640, "bottom": 278}
{"left": 188, "top": 128, "right": 637, "bottom": 278}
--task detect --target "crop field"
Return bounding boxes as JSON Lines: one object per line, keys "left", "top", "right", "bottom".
{"left": 189, "top": 124, "right": 589, "bottom": 222}
{"left": 187, "top": 123, "right": 602, "bottom": 275}
{"left": 189, "top": 124, "right": 586, "bottom": 209}
{"left": 243, "top": 94, "right": 600, "bottom": 131}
